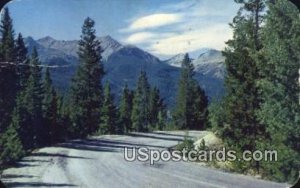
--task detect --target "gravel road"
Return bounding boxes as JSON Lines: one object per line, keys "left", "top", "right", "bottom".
{"left": 1, "top": 131, "right": 290, "bottom": 188}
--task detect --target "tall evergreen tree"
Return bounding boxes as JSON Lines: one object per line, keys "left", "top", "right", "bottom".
{"left": 190, "top": 84, "right": 209, "bottom": 130}
{"left": 99, "top": 82, "right": 118, "bottom": 134}
{"left": 22, "top": 48, "right": 44, "bottom": 148}
{"left": 119, "top": 83, "right": 133, "bottom": 133}
{"left": 0, "top": 111, "right": 25, "bottom": 164}
{"left": 15, "top": 33, "right": 30, "bottom": 90}
{"left": 11, "top": 93, "right": 30, "bottom": 150}
{"left": 173, "top": 54, "right": 193, "bottom": 129}
{"left": 256, "top": 0, "right": 300, "bottom": 182}
{"left": 173, "top": 53, "right": 208, "bottom": 130}
{"left": 6, "top": 33, "right": 31, "bottom": 150}
{"left": 56, "top": 95, "right": 71, "bottom": 140}
{"left": 148, "top": 86, "right": 166, "bottom": 130}
{"left": 131, "top": 71, "right": 151, "bottom": 132}
{"left": 0, "top": 7, "right": 17, "bottom": 133}
{"left": 42, "top": 68, "right": 59, "bottom": 144}
{"left": 8, "top": 46, "right": 34, "bottom": 150}
{"left": 221, "top": 0, "right": 266, "bottom": 173}
{"left": 69, "top": 17, "right": 104, "bottom": 138}
{"left": 0, "top": 8, "right": 15, "bottom": 62}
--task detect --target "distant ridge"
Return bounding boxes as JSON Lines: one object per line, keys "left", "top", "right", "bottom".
{"left": 24, "top": 35, "right": 225, "bottom": 105}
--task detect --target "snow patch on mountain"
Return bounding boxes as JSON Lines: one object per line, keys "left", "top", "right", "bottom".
{"left": 165, "top": 49, "right": 226, "bottom": 79}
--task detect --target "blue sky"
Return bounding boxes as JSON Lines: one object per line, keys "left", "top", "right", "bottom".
{"left": 4, "top": 0, "right": 240, "bottom": 58}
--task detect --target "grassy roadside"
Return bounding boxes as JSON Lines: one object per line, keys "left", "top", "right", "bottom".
{"left": 173, "top": 131, "right": 296, "bottom": 184}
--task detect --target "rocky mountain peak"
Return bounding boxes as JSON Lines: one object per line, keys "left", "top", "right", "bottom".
{"left": 37, "top": 36, "right": 56, "bottom": 43}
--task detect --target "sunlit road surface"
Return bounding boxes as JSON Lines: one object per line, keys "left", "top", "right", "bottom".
{"left": 1, "top": 131, "right": 290, "bottom": 188}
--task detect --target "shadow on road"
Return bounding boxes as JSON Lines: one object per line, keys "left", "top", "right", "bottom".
{"left": 85, "top": 138, "right": 169, "bottom": 149}
{"left": 1, "top": 174, "right": 37, "bottom": 179}
{"left": 57, "top": 137, "right": 171, "bottom": 153}
{"left": 4, "top": 182, "right": 76, "bottom": 187}
{"left": 12, "top": 163, "right": 38, "bottom": 169}
{"left": 31, "top": 152, "right": 92, "bottom": 159}
{"left": 19, "top": 159, "right": 49, "bottom": 163}
{"left": 58, "top": 141, "right": 119, "bottom": 153}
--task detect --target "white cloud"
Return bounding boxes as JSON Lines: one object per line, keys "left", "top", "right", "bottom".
{"left": 125, "top": 32, "right": 156, "bottom": 43}
{"left": 147, "top": 24, "right": 232, "bottom": 56}
{"left": 124, "top": 13, "right": 182, "bottom": 32}
{"left": 125, "top": 32, "right": 175, "bottom": 44}
{"left": 120, "top": 0, "right": 239, "bottom": 58}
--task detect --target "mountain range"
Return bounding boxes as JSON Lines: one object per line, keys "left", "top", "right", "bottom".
{"left": 24, "top": 36, "right": 225, "bottom": 106}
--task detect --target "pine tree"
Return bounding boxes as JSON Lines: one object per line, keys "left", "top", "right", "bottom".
{"left": 43, "top": 68, "right": 59, "bottom": 144}
{"left": 148, "top": 86, "right": 166, "bottom": 130}
{"left": 69, "top": 17, "right": 104, "bottom": 138}
{"left": 5, "top": 33, "right": 31, "bottom": 150}
{"left": 208, "top": 99, "right": 225, "bottom": 132}
{"left": 173, "top": 53, "right": 208, "bottom": 130}
{"left": 119, "top": 83, "right": 133, "bottom": 133}
{"left": 0, "top": 8, "right": 15, "bottom": 62}
{"left": 0, "top": 7, "right": 17, "bottom": 133}
{"left": 0, "top": 109, "right": 25, "bottom": 164}
{"left": 131, "top": 71, "right": 150, "bottom": 132}
{"left": 256, "top": 0, "right": 300, "bottom": 182}
{"left": 190, "top": 84, "right": 208, "bottom": 130}
{"left": 99, "top": 82, "right": 118, "bottom": 134}
{"left": 221, "top": 0, "right": 266, "bottom": 173}
{"left": 15, "top": 33, "right": 30, "bottom": 90}
{"left": 11, "top": 93, "right": 31, "bottom": 150}
{"left": 173, "top": 54, "right": 193, "bottom": 129}
{"left": 22, "top": 48, "right": 44, "bottom": 148}
{"left": 148, "top": 86, "right": 159, "bottom": 128}
{"left": 57, "top": 95, "right": 71, "bottom": 140}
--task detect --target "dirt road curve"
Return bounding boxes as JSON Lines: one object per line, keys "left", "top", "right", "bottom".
{"left": 1, "top": 131, "right": 290, "bottom": 188}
